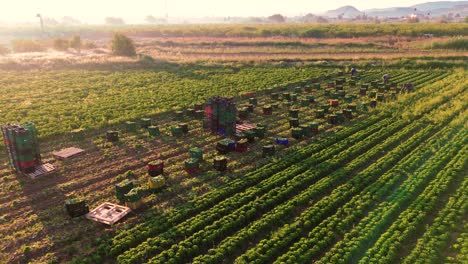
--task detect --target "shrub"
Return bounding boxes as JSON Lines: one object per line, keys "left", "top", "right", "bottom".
{"left": 267, "top": 14, "right": 286, "bottom": 23}
{"left": 111, "top": 33, "right": 136, "bottom": 56}
{"left": 69, "top": 35, "right": 82, "bottom": 52}
{"left": 11, "top": 39, "right": 44, "bottom": 52}
{"left": 83, "top": 41, "right": 97, "bottom": 49}
{"left": 53, "top": 38, "right": 69, "bottom": 51}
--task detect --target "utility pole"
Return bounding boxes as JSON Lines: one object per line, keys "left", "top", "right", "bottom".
{"left": 165, "top": 0, "right": 168, "bottom": 22}
{"left": 36, "top": 13, "right": 44, "bottom": 34}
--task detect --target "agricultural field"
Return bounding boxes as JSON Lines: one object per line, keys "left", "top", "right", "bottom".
{"left": 0, "top": 22, "right": 467, "bottom": 264}
{"left": 1, "top": 23, "right": 467, "bottom": 66}
{"left": 0, "top": 62, "right": 466, "bottom": 263}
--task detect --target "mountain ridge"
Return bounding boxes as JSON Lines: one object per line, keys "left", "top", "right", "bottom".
{"left": 322, "top": 1, "right": 468, "bottom": 18}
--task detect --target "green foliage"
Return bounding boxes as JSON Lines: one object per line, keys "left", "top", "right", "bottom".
{"left": 11, "top": 39, "right": 44, "bottom": 52}
{"left": 66, "top": 69, "right": 465, "bottom": 264}
{"left": 0, "top": 65, "right": 331, "bottom": 137}
{"left": 112, "top": 23, "right": 466, "bottom": 38}
{"left": 1, "top": 23, "right": 466, "bottom": 39}
{"left": 53, "top": 37, "right": 69, "bottom": 51}
{"left": 431, "top": 37, "right": 468, "bottom": 50}
{"left": 111, "top": 33, "right": 136, "bottom": 56}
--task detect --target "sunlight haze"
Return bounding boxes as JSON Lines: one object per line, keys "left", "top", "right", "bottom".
{"left": 1, "top": 0, "right": 433, "bottom": 23}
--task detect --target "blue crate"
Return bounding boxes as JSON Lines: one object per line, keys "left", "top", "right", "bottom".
{"left": 275, "top": 137, "right": 289, "bottom": 145}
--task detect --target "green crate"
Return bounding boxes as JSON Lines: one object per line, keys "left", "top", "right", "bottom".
{"left": 148, "top": 126, "right": 160, "bottom": 137}
{"left": 189, "top": 147, "right": 203, "bottom": 161}
{"left": 291, "top": 127, "right": 303, "bottom": 139}
{"left": 125, "top": 121, "right": 137, "bottom": 132}
{"left": 125, "top": 188, "right": 142, "bottom": 202}
{"left": 185, "top": 158, "right": 200, "bottom": 169}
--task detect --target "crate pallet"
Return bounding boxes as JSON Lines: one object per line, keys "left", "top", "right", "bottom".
{"left": 86, "top": 202, "right": 131, "bottom": 225}
{"left": 53, "top": 147, "right": 85, "bottom": 160}
{"left": 236, "top": 123, "right": 255, "bottom": 133}
{"left": 25, "top": 163, "right": 56, "bottom": 179}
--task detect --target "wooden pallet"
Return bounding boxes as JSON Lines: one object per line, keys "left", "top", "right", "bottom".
{"left": 236, "top": 123, "right": 255, "bottom": 133}
{"left": 25, "top": 163, "right": 56, "bottom": 179}
{"left": 86, "top": 202, "right": 131, "bottom": 225}
{"left": 53, "top": 147, "right": 85, "bottom": 160}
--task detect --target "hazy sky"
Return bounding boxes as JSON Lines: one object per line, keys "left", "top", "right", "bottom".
{"left": 0, "top": 0, "right": 431, "bottom": 23}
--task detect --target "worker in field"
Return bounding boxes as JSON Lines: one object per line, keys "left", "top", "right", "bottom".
{"left": 404, "top": 82, "right": 414, "bottom": 93}
{"left": 350, "top": 68, "right": 358, "bottom": 76}
{"left": 383, "top": 74, "right": 390, "bottom": 84}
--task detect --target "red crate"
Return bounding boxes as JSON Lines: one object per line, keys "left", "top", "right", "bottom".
{"left": 184, "top": 167, "right": 200, "bottom": 174}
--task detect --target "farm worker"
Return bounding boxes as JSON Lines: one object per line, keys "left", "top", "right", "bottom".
{"left": 404, "top": 82, "right": 414, "bottom": 92}
{"left": 350, "top": 68, "right": 357, "bottom": 76}
{"left": 383, "top": 74, "right": 390, "bottom": 84}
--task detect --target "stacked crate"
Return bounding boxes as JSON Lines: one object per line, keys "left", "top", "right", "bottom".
{"left": 213, "top": 156, "right": 227, "bottom": 171}
{"left": 115, "top": 179, "right": 134, "bottom": 204}
{"left": 204, "top": 97, "right": 237, "bottom": 136}
{"left": 148, "top": 160, "right": 164, "bottom": 176}
{"left": 1, "top": 123, "right": 41, "bottom": 173}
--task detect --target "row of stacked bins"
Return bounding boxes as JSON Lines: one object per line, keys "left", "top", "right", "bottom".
{"left": 204, "top": 97, "right": 237, "bottom": 136}
{"left": 1, "top": 123, "right": 41, "bottom": 173}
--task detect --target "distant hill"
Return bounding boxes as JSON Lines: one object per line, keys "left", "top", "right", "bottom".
{"left": 364, "top": 7, "right": 415, "bottom": 17}
{"left": 323, "top": 1, "right": 468, "bottom": 18}
{"left": 411, "top": 1, "right": 468, "bottom": 10}
{"left": 324, "top": 5, "right": 363, "bottom": 18}
{"left": 364, "top": 1, "right": 468, "bottom": 17}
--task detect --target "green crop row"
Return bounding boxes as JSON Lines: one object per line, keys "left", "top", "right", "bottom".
{"left": 403, "top": 178, "right": 467, "bottom": 264}
{"left": 0, "top": 66, "right": 332, "bottom": 138}
{"left": 315, "top": 123, "right": 466, "bottom": 264}
{"left": 361, "top": 143, "right": 467, "bottom": 263}
{"left": 110, "top": 113, "right": 387, "bottom": 256}
{"left": 199, "top": 119, "right": 428, "bottom": 264}
{"left": 118, "top": 113, "right": 403, "bottom": 263}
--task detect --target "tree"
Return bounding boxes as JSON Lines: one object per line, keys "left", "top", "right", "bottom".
{"left": 302, "top": 13, "right": 317, "bottom": 23}
{"left": 267, "top": 14, "right": 286, "bottom": 23}
{"left": 105, "top": 17, "right": 125, "bottom": 25}
{"left": 69, "top": 35, "right": 82, "bottom": 52}
{"left": 465, "top": 16, "right": 468, "bottom": 23}
{"left": 145, "top": 15, "right": 158, "bottom": 24}
{"left": 111, "top": 33, "right": 136, "bottom": 56}
{"left": 53, "top": 38, "right": 69, "bottom": 51}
